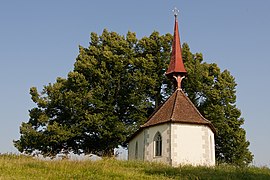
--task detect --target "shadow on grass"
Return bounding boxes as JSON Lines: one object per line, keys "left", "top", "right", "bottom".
{"left": 143, "top": 165, "right": 270, "bottom": 180}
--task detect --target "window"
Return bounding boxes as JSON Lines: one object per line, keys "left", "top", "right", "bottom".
{"left": 154, "top": 132, "right": 162, "bottom": 156}
{"left": 135, "top": 141, "right": 138, "bottom": 159}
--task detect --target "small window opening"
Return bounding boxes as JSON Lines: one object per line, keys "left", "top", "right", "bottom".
{"left": 154, "top": 132, "right": 162, "bottom": 156}
{"left": 135, "top": 141, "right": 138, "bottom": 159}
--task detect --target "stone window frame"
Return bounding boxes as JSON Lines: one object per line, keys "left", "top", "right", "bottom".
{"left": 154, "top": 132, "right": 162, "bottom": 157}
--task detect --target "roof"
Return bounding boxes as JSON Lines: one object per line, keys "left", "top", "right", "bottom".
{"left": 127, "top": 90, "right": 215, "bottom": 142}
{"left": 165, "top": 16, "right": 187, "bottom": 77}
{"left": 141, "top": 89, "right": 216, "bottom": 132}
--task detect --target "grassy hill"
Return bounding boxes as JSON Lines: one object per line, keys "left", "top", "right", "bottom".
{"left": 0, "top": 154, "right": 269, "bottom": 179}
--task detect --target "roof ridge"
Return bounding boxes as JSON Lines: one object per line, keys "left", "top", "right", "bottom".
{"left": 178, "top": 90, "right": 209, "bottom": 122}
{"left": 140, "top": 91, "right": 177, "bottom": 128}
{"left": 177, "top": 90, "right": 216, "bottom": 133}
{"left": 170, "top": 90, "right": 178, "bottom": 122}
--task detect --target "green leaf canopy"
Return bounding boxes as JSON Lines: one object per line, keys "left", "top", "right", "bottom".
{"left": 14, "top": 29, "right": 252, "bottom": 165}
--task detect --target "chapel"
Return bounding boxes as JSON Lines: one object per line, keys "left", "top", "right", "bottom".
{"left": 127, "top": 9, "right": 216, "bottom": 166}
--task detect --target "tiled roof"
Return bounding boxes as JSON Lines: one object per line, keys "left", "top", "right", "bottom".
{"left": 141, "top": 89, "right": 215, "bottom": 133}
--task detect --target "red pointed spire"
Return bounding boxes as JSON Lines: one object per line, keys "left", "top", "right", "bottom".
{"left": 166, "top": 9, "right": 187, "bottom": 89}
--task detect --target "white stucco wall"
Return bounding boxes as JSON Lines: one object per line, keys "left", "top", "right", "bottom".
{"left": 128, "top": 123, "right": 171, "bottom": 163}
{"left": 144, "top": 123, "right": 171, "bottom": 164}
{"left": 128, "top": 131, "right": 144, "bottom": 160}
{"left": 171, "top": 123, "right": 215, "bottom": 166}
{"left": 128, "top": 130, "right": 145, "bottom": 160}
{"left": 128, "top": 123, "right": 215, "bottom": 166}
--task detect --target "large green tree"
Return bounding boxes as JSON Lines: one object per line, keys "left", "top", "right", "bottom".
{"left": 181, "top": 44, "right": 253, "bottom": 165}
{"left": 14, "top": 29, "right": 252, "bottom": 165}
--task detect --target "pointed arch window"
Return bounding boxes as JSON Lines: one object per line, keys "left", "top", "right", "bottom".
{"left": 154, "top": 132, "right": 162, "bottom": 157}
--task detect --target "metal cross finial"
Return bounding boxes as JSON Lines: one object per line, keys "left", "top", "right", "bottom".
{"left": 173, "top": 7, "right": 179, "bottom": 17}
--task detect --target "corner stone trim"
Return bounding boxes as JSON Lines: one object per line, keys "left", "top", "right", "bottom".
{"left": 145, "top": 129, "right": 150, "bottom": 158}
{"left": 202, "top": 126, "right": 209, "bottom": 162}
{"left": 166, "top": 125, "right": 171, "bottom": 164}
{"left": 172, "top": 125, "right": 178, "bottom": 166}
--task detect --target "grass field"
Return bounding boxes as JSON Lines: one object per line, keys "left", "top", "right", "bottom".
{"left": 0, "top": 154, "right": 269, "bottom": 179}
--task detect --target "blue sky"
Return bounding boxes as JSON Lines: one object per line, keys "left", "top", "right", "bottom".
{"left": 0, "top": 1, "right": 269, "bottom": 166}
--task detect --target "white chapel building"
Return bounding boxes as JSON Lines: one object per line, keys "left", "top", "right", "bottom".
{"left": 127, "top": 11, "right": 216, "bottom": 167}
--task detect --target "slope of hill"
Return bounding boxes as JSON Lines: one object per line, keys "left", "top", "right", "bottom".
{"left": 0, "top": 154, "right": 269, "bottom": 179}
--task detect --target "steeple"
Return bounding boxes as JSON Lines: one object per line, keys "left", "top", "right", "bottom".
{"left": 127, "top": 9, "right": 216, "bottom": 167}
{"left": 166, "top": 8, "right": 187, "bottom": 90}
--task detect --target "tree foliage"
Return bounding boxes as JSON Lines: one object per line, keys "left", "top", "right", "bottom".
{"left": 14, "top": 29, "right": 252, "bottom": 165}
{"left": 181, "top": 44, "right": 253, "bottom": 165}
